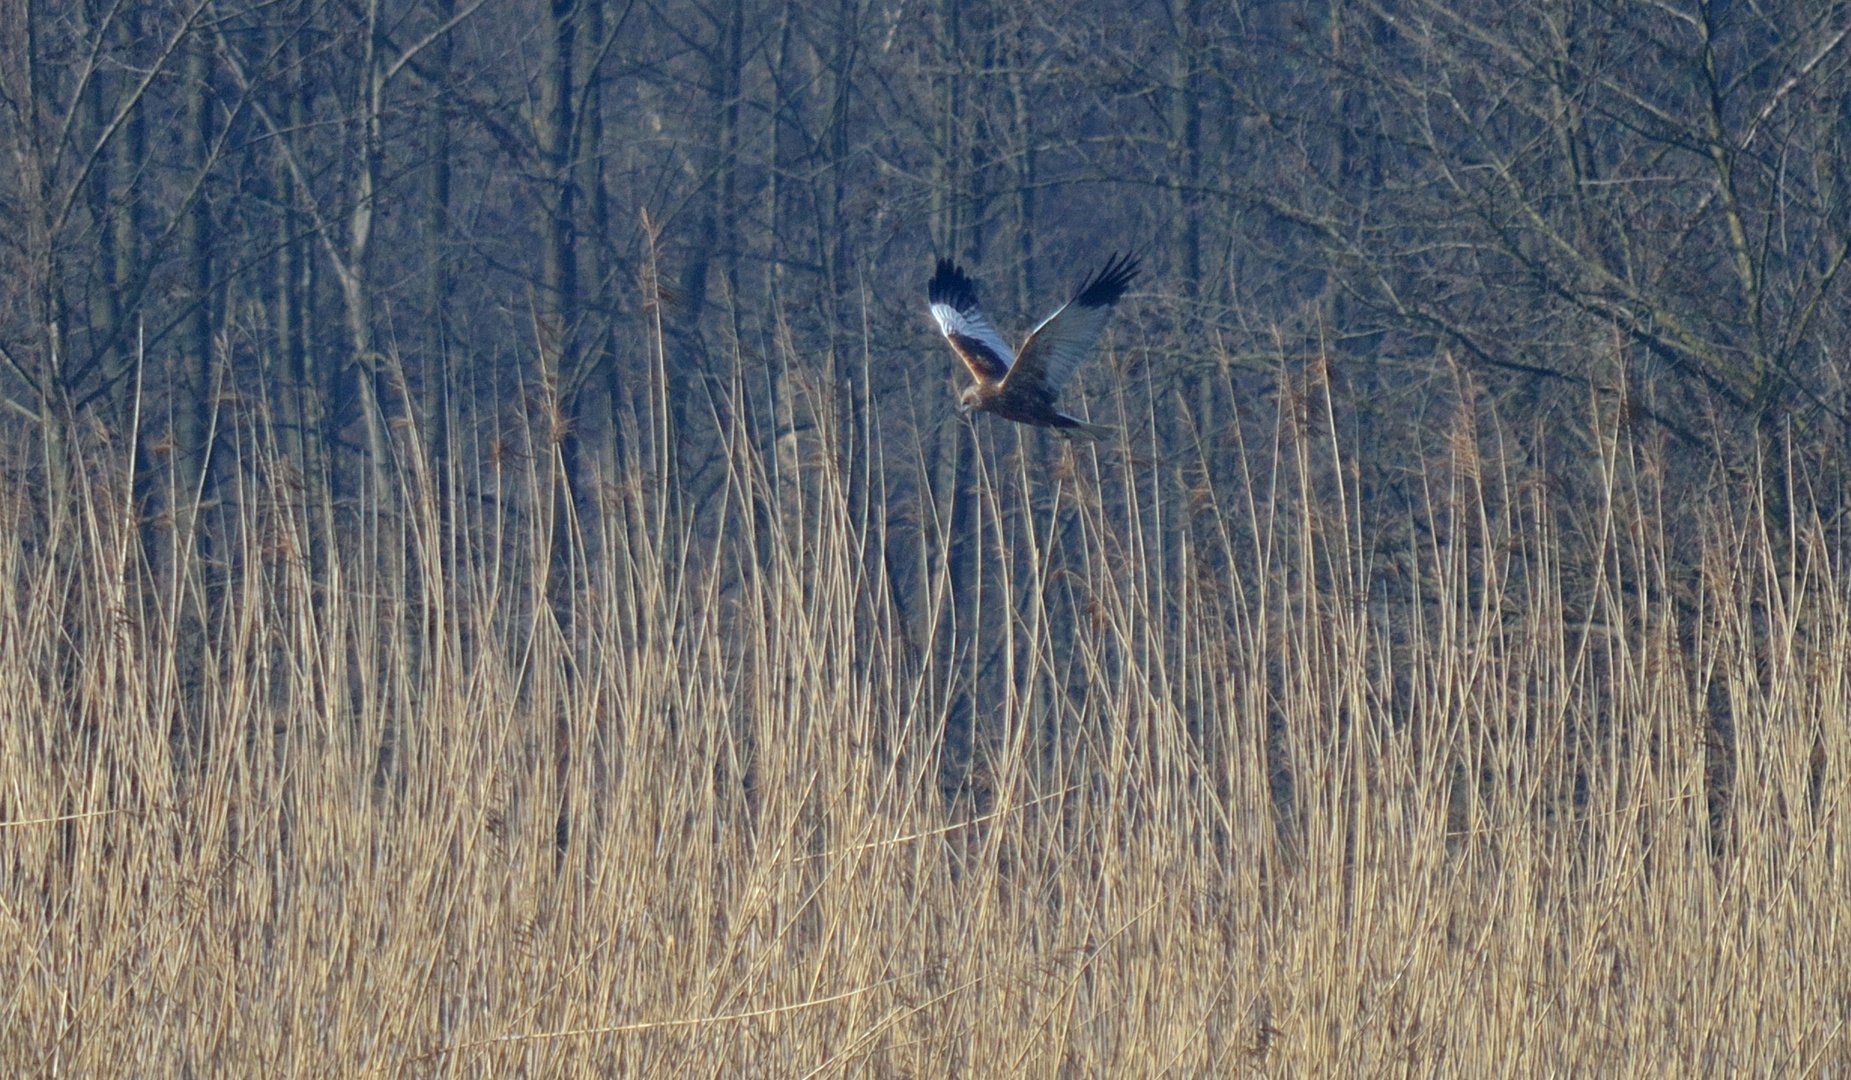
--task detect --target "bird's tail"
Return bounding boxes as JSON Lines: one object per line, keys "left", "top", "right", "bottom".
{"left": 1055, "top": 415, "right": 1116, "bottom": 442}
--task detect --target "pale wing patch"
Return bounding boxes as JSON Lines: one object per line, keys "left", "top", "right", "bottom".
{"left": 1008, "top": 254, "right": 1138, "bottom": 398}
{"left": 1013, "top": 302, "right": 1114, "bottom": 397}
{"left": 931, "top": 301, "right": 1015, "bottom": 381}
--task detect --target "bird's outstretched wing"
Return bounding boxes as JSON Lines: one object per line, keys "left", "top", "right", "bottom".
{"left": 1004, "top": 253, "right": 1140, "bottom": 401}
{"left": 929, "top": 259, "right": 1014, "bottom": 383}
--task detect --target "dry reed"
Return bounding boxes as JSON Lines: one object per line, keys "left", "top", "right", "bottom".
{"left": 1, "top": 350, "right": 1847, "bottom": 1078}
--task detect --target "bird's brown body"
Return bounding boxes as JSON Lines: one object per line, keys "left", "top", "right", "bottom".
{"left": 928, "top": 254, "right": 1140, "bottom": 440}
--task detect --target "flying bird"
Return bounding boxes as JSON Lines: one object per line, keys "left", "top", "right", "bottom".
{"left": 928, "top": 253, "right": 1140, "bottom": 441}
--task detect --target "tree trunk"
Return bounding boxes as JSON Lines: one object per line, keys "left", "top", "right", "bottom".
{"left": 1169, "top": 0, "right": 1201, "bottom": 296}
{"left": 177, "top": 38, "right": 215, "bottom": 513}
{"left": 423, "top": 0, "right": 455, "bottom": 463}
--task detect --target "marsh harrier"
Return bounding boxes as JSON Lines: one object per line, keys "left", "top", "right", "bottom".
{"left": 928, "top": 254, "right": 1139, "bottom": 440}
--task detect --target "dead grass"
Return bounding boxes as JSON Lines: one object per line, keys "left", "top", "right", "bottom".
{"left": 2, "top": 357, "right": 1848, "bottom": 1078}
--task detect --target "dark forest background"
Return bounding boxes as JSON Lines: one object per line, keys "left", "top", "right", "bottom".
{"left": 4, "top": 0, "right": 1851, "bottom": 614}
{"left": 6, "top": 6, "right": 1851, "bottom": 1068}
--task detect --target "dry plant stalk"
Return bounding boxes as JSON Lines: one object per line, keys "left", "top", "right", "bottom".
{"left": 0, "top": 357, "right": 1846, "bottom": 1079}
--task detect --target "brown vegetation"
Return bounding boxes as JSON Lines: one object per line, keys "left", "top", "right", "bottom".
{"left": 3, "top": 0, "right": 1850, "bottom": 1074}
{"left": 3, "top": 325, "right": 1847, "bottom": 1074}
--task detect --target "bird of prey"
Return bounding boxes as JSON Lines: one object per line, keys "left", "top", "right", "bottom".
{"left": 928, "top": 253, "right": 1140, "bottom": 441}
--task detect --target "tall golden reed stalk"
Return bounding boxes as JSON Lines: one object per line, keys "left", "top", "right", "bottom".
{"left": 1, "top": 342, "right": 1846, "bottom": 1077}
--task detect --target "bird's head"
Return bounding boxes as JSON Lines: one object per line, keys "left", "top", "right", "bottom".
{"left": 957, "top": 384, "right": 982, "bottom": 417}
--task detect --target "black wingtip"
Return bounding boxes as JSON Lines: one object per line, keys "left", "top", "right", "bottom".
{"left": 929, "top": 258, "right": 981, "bottom": 310}
{"left": 1072, "top": 252, "right": 1141, "bottom": 308}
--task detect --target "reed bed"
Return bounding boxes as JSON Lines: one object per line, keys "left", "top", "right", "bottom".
{"left": 2, "top": 350, "right": 1847, "bottom": 1078}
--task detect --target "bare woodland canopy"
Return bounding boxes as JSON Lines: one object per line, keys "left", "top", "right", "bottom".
{"left": 2, "top": 0, "right": 1850, "bottom": 506}
{"left": 10, "top": 3, "right": 1851, "bottom": 1070}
